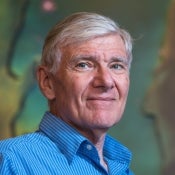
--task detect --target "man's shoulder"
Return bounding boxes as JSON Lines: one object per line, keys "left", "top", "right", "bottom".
{"left": 0, "top": 132, "right": 52, "bottom": 154}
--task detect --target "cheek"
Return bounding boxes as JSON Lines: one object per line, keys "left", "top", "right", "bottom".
{"left": 125, "top": 77, "right": 130, "bottom": 93}
{"left": 118, "top": 76, "right": 130, "bottom": 97}
{"left": 66, "top": 75, "right": 88, "bottom": 99}
{"left": 72, "top": 77, "right": 89, "bottom": 96}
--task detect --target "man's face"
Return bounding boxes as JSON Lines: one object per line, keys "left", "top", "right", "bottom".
{"left": 51, "top": 34, "right": 130, "bottom": 134}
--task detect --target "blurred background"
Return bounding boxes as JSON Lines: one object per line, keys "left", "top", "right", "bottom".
{"left": 0, "top": 0, "right": 174, "bottom": 174}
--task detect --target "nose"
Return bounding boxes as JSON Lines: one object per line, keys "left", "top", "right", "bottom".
{"left": 92, "top": 66, "right": 114, "bottom": 91}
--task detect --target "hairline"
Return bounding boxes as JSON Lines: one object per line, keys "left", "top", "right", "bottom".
{"left": 40, "top": 12, "right": 133, "bottom": 74}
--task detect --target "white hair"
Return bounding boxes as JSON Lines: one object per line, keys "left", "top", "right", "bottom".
{"left": 41, "top": 12, "right": 133, "bottom": 73}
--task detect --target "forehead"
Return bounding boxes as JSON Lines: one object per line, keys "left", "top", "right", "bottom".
{"left": 62, "top": 34, "right": 126, "bottom": 59}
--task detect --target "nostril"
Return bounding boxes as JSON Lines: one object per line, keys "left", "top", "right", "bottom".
{"left": 92, "top": 71, "right": 114, "bottom": 91}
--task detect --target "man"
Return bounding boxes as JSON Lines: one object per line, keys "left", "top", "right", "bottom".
{"left": 0, "top": 12, "right": 134, "bottom": 174}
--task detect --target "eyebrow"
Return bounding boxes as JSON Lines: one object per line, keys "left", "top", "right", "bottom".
{"left": 69, "top": 54, "right": 97, "bottom": 63}
{"left": 69, "top": 54, "right": 129, "bottom": 66}
{"left": 110, "top": 57, "right": 129, "bottom": 66}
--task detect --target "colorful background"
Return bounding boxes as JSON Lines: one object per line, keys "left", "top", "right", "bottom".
{"left": 0, "top": 0, "right": 174, "bottom": 174}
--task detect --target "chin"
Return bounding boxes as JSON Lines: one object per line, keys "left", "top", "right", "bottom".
{"left": 91, "top": 118, "right": 119, "bottom": 129}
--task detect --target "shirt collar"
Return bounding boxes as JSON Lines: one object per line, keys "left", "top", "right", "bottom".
{"left": 39, "top": 111, "right": 87, "bottom": 163}
{"left": 39, "top": 112, "right": 132, "bottom": 166}
{"left": 104, "top": 135, "right": 132, "bottom": 164}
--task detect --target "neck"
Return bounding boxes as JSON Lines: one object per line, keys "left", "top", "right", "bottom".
{"left": 93, "top": 135, "right": 108, "bottom": 171}
{"left": 79, "top": 129, "right": 108, "bottom": 171}
{"left": 50, "top": 110, "right": 109, "bottom": 171}
{"left": 72, "top": 123, "right": 109, "bottom": 170}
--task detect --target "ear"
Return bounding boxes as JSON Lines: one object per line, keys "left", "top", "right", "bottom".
{"left": 37, "top": 66, "right": 56, "bottom": 100}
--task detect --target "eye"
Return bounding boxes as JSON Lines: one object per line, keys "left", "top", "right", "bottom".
{"left": 76, "top": 62, "right": 89, "bottom": 68}
{"left": 75, "top": 61, "right": 93, "bottom": 71}
{"left": 109, "top": 61, "right": 129, "bottom": 74}
{"left": 110, "top": 63, "right": 124, "bottom": 70}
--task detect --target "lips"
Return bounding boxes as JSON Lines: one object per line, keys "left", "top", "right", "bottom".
{"left": 87, "top": 96, "right": 116, "bottom": 101}
{"left": 86, "top": 96, "right": 116, "bottom": 110}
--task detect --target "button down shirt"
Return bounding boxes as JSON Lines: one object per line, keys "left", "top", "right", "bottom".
{"left": 0, "top": 112, "right": 133, "bottom": 175}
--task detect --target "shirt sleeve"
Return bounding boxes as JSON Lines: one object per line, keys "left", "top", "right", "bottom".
{"left": 0, "top": 153, "right": 17, "bottom": 175}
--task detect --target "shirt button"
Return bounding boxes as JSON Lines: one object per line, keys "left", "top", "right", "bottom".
{"left": 86, "top": 144, "right": 92, "bottom": 150}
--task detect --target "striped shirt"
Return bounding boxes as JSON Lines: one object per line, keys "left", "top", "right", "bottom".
{"left": 0, "top": 112, "right": 133, "bottom": 175}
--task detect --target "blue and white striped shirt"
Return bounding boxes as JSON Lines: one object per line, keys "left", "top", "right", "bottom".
{"left": 0, "top": 112, "right": 133, "bottom": 175}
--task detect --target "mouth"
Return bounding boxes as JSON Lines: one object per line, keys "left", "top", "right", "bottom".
{"left": 87, "top": 97, "right": 116, "bottom": 102}
{"left": 86, "top": 97, "right": 116, "bottom": 110}
{"left": 87, "top": 97, "right": 116, "bottom": 101}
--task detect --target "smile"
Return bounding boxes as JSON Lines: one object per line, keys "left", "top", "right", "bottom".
{"left": 88, "top": 98, "right": 115, "bottom": 101}
{"left": 87, "top": 97, "right": 116, "bottom": 102}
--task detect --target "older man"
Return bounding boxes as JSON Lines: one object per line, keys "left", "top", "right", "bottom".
{"left": 0, "top": 12, "right": 134, "bottom": 174}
